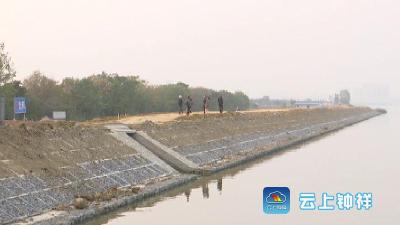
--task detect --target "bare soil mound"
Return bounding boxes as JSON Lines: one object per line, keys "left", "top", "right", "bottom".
{"left": 0, "top": 121, "right": 135, "bottom": 178}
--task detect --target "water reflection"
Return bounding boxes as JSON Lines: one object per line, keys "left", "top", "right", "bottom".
{"left": 184, "top": 189, "right": 191, "bottom": 202}
{"left": 178, "top": 178, "right": 223, "bottom": 202}
{"left": 84, "top": 143, "right": 299, "bottom": 225}
{"left": 217, "top": 178, "right": 223, "bottom": 192}
{"left": 202, "top": 183, "right": 209, "bottom": 199}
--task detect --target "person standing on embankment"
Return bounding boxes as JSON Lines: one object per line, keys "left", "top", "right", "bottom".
{"left": 203, "top": 95, "right": 210, "bottom": 118}
{"left": 218, "top": 96, "right": 223, "bottom": 113}
{"left": 178, "top": 95, "right": 183, "bottom": 114}
{"left": 186, "top": 96, "right": 193, "bottom": 116}
{"left": 203, "top": 95, "right": 209, "bottom": 118}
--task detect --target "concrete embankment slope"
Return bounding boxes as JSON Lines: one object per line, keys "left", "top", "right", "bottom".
{"left": 0, "top": 122, "right": 178, "bottom": 224}
{"left": 0, "top": 106, "right": 384, "bottom": 225}
{"left": 132, "top": 107, "right": 384, "bottom": 172}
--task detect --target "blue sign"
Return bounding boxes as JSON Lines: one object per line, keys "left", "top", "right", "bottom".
{"left": 263, "top": 187, "right": 290, "bottom": 214}
{"left": 14, "top": 97, "right": 27, "bottom": 114}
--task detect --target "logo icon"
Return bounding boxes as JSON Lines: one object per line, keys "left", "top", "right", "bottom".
{"left": 263, "top": 187, "right": 290, "bottom": 214}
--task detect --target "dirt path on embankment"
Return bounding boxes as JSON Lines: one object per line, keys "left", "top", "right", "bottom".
{"left": 88, "top": 108, "right": 292, "bottom": 125}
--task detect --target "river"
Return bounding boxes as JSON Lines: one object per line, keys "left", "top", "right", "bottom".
{"left": 84, "top": 106, "right": 397, "bottom": 225}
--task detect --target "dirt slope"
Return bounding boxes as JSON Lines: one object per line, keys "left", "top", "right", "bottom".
{"left": 0, "top": 121, "right": 135, "bottom": 178}
{"left": 132, "top": 106, "right": 373, "bottom": 148}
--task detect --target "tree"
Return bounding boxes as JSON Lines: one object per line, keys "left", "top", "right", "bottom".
{"left": 144, "top": 82, "right": 190, "bottom": 112}
{"left": 339, "top": 89, "right": 351, "bottom": 105}
{"left": 60, "top": 77, "right": 80, "bottom": 119}
{"left": 103, "top": 74, "right": 145, "bottom": 115}
{"left": 233, "top": 91, "right": 250, "bottom": 110}
{"left": 16, "top": 71, "right": 251, "bottom": 120}
{"left": 0, "top": 44, "right": 23, "bottom": 119}
{"left": 70, "top": 77, "right": 104, "bottom": 120}
{"left": 0, "top": 43, "right": 16, "bottom": 86}
{"left": 23, "top": 71, "right": 64, "bottom": 119}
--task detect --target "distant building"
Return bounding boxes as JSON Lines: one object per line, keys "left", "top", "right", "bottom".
{"left": 53, "top": 111, "right": 67, "bottom": 120}
{"left": 294, "top": 100, "right": 327, "bottom": 108}
{"left": 251, "top": 96, "right": 294, "bottom": 108}
{"left": 334, "top": 94, "right": 340, "bottom": 105}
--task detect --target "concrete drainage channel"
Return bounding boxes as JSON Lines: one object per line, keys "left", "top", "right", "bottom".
{"left": 105, "top": 125, "right": 177, "bottom": 175}
{"left": 2, "top": 110, "right": 384, "bottom": 225}
{"left": 128, "top": 131, "right": 203, "bottom": 174}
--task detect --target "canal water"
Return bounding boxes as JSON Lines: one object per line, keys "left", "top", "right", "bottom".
{"left": 85, "top": 106, "right": 397, "bottom": 225}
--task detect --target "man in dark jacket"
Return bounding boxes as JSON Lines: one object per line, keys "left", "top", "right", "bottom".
{"left": 178, "top": 95, "right": 183, "bottom": 114}
{"left": 186, "top": 96, "right": 193, "bottom": 116}
{"left": 218, "top": 96, "right": 224, "bottom": 113}
{"left": 203, "top": 95, "right": 209, "bottom": 118}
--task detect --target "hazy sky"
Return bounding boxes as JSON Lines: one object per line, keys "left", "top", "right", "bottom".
{"left": 1, "top": 0, "right": 399, "bottom": 103}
